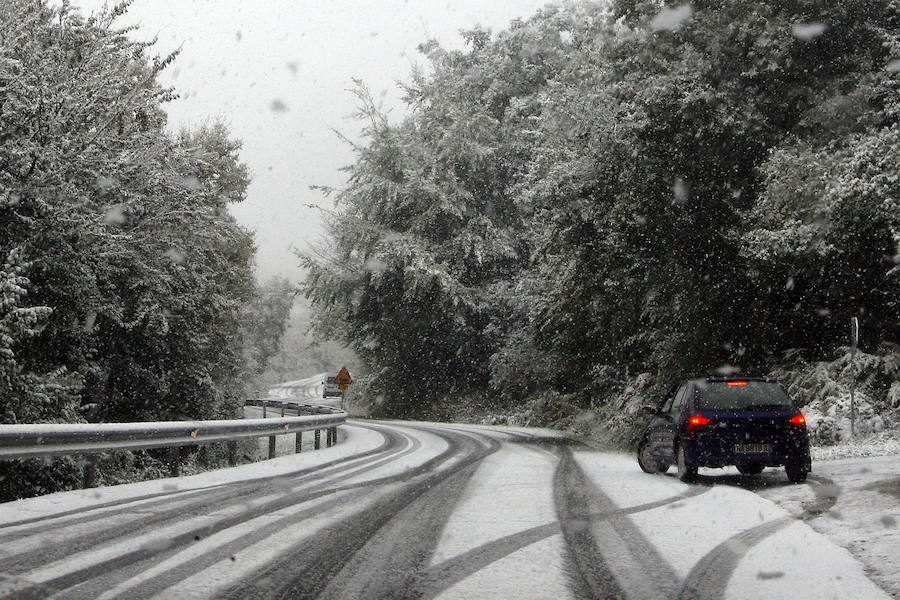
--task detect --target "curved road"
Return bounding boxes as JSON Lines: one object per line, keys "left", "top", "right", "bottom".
{"left": 0, "top": 421, "right": 890, "bottom": 599}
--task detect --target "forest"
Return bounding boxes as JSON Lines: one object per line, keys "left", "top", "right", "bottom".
{"left": 303, "top": 0, "right": 900, "bottom": 442}
{"left": 2, "top": 0, "right": 899, "bottom": 500}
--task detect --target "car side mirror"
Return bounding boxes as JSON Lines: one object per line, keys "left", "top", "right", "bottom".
{"left": 641, "top": 405, "right": 659, "bottom": 416}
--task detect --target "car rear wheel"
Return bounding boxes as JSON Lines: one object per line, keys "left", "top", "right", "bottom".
{"left": 785, "top": 460, "right": 808, "bottom": 483}
{"left": 737, "top": 463, "right": 765, "bottom": 475}
{"left": 637, "top": 440, "right": 667, "bottom": 474}
{"left": 677, "top": 444, "right": 697, "bottom": 483}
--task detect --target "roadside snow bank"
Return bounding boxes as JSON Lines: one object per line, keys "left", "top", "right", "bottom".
{"left": 811, "top": 429, "right": 900, "bottom": 460}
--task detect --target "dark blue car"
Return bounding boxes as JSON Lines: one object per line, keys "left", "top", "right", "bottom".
{"left": 636, "top": 377, "right": 811, "bottom": 483}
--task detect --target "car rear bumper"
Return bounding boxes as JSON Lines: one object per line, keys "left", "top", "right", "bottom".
{"left": 684, "top": 434, "right": 810, "bottom": 469}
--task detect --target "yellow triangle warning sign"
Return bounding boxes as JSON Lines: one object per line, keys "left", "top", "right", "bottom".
{"left": 334, "top": 366, "right": 353, "bottom": 390}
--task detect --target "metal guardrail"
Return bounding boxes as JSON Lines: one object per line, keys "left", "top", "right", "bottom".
{"left": 243, "top": 399, "right": 343, "bottom": 457}
{"left": 0, "top": 405, "right": 346, "bottom": 460}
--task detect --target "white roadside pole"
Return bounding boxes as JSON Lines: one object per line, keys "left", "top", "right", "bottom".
{"left": 850, "top": 316, "right": 859, "bottom": 438}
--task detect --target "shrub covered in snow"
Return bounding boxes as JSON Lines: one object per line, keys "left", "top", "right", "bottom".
{"left": 771, "top": 346, "right": 900, "bottom": 445}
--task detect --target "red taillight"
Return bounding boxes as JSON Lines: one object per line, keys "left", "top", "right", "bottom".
{"left": 727, "top": 381, "right": 748, "bottom": 386}
{"left": 790, "top": 415, "right": 806, "bottom": 426}
{"left": 687, "top": 415, "right": 712, "bottom": 432}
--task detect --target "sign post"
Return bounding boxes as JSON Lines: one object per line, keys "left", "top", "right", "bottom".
{"left": 850, "top": 316, "right": 859, "bottom": 438}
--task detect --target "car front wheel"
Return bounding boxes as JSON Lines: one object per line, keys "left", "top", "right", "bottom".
{"left": 637, "top": 440, "right": 667, "bottom": 474}
{"left": 677, "top": 444, "right": 697, "bottom": 483}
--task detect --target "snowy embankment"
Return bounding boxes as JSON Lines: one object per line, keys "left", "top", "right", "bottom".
{"left": 810, "top": 429, "right": 900, "bottom": 460}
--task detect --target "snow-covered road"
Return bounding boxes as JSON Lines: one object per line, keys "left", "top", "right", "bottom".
{"left": 0, "top": 420, "right": 894, "bottom": 599}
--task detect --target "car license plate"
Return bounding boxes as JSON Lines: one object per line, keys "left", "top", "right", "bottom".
{"left": 735, "top": 443, "right": 771, "bottom": 453}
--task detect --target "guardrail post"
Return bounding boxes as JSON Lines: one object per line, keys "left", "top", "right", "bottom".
{"left": 331, "top": 426, "right": 338, "bottom": 445}
{"left": 268, "top": 435, "right": 276, "bottom": 459}
{"left": 82, "top": 455, "right": 98, "bottom": 488}
{"left": 168, "top": 447, "right": 181, "bottom": 477}
{"left": 314, "top": 429, "right": 321, "bottom": 449}
{"left": 295, "top": 431, "right": 302, "bottom": 453}
{"left": 227, "top": 440, "right": 238, "bottom": 466}
{"left": 262, "top": 404, "right": 267, "bottom": 418}
{"left": 280, "top": 406, "right": 285, "bottom": 417}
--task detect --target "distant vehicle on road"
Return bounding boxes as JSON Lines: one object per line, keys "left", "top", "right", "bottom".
{"left": 323, "top": 374, "right": 344, "bottom": 398}
{"left": 637, "top": 377, "right": 811, "bottom": 483}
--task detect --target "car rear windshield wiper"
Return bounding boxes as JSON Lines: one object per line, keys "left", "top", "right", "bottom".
{"left": 743, "top": 403, "right": 792, "bottom": 411}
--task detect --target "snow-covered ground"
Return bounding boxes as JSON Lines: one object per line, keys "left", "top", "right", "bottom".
{"left": 756, "top": 453, "right": 900, "bottom": 599}
{"left": 1, "top": 421, "right": 896, "bottom": 599}
{"left": 574, "top": 451, "right": 891, "bottom": 600}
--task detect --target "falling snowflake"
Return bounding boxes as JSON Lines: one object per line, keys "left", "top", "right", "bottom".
{"left": 270, "top": 99, "right": 289, "bottom": 112}
{"left": 364, "top": 257, "right": 388, "bottom": 273}
{"left": 178, "top": 176, "right": 201, "bottom": 190}
{"left": 96, "top": 175, "right": 117, "bottom": 191}
{"left": 650, "top": 4, "right": 693, "bottom": 32}
{"left": 83, "top": 311, "right": 97, "bottom": 332}
{"left": 673, "top": 178, "right": 689, "bottom": 205}
{"left": 792, "top": 22, "right": 827, "bottom": 41}
{"left": 103, "top": 204, "right": 127, "bottom": 225}
{"left": 164, "top": 248, "right": 186, "bottom": 264}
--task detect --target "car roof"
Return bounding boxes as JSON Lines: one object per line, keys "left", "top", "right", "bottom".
{"left": 697, "top": 376, "right": 781, "bottom": 384}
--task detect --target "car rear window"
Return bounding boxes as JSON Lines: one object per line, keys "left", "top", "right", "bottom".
{"left": 695, "top": 381, "right": 792, "bottom": 410}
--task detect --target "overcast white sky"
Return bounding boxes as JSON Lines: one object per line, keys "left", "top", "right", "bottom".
{"left": 69, "top": 0, "right": 552, "bottom": 282}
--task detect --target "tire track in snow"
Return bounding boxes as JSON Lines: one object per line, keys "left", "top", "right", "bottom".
{"left": 316, "top": 462, "right": 481, "bottom": 600}
{"left": 220, "top": 425, "right": 500, "bottom": 600}
{"left": 554, "top": 445, "right": 683, "bottom": 600}
{"left": 801, "top": 475, "right": 841, "bottom": 521}
{"left": 3, "top": 426, "right": 423, "bottom": 597}
{"left": 38, "top": 428, "right": 429, "bottom": 599}
{"left": 0, "top": 422, "right": 398, "bottom": 538}
{"left": 675, "top": 517, "right": 793, "bottom": 600}
{"left": 416, "top": 484, "right": 709, "bottom": 599}
{"left": 0, "top": 425, "right": 411, "bottom": 573}
{"left": 55, "top": 487, "right": 375, "bottom": 600}
{"left": 672, "top": 472, "right": 838, "bottom": 598}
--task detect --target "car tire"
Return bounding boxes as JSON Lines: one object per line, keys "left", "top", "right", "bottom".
{"left": 677, "top": 444, "right": 697, "bottom": 483}
{"left": 785, "top": 460, "right": 808, "bottom": 483}
{"left": 637, "top": 440, "right": 667, "bottom": 474}
{"left": 737, "top": 463, "right": 765, "bottom": 475}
